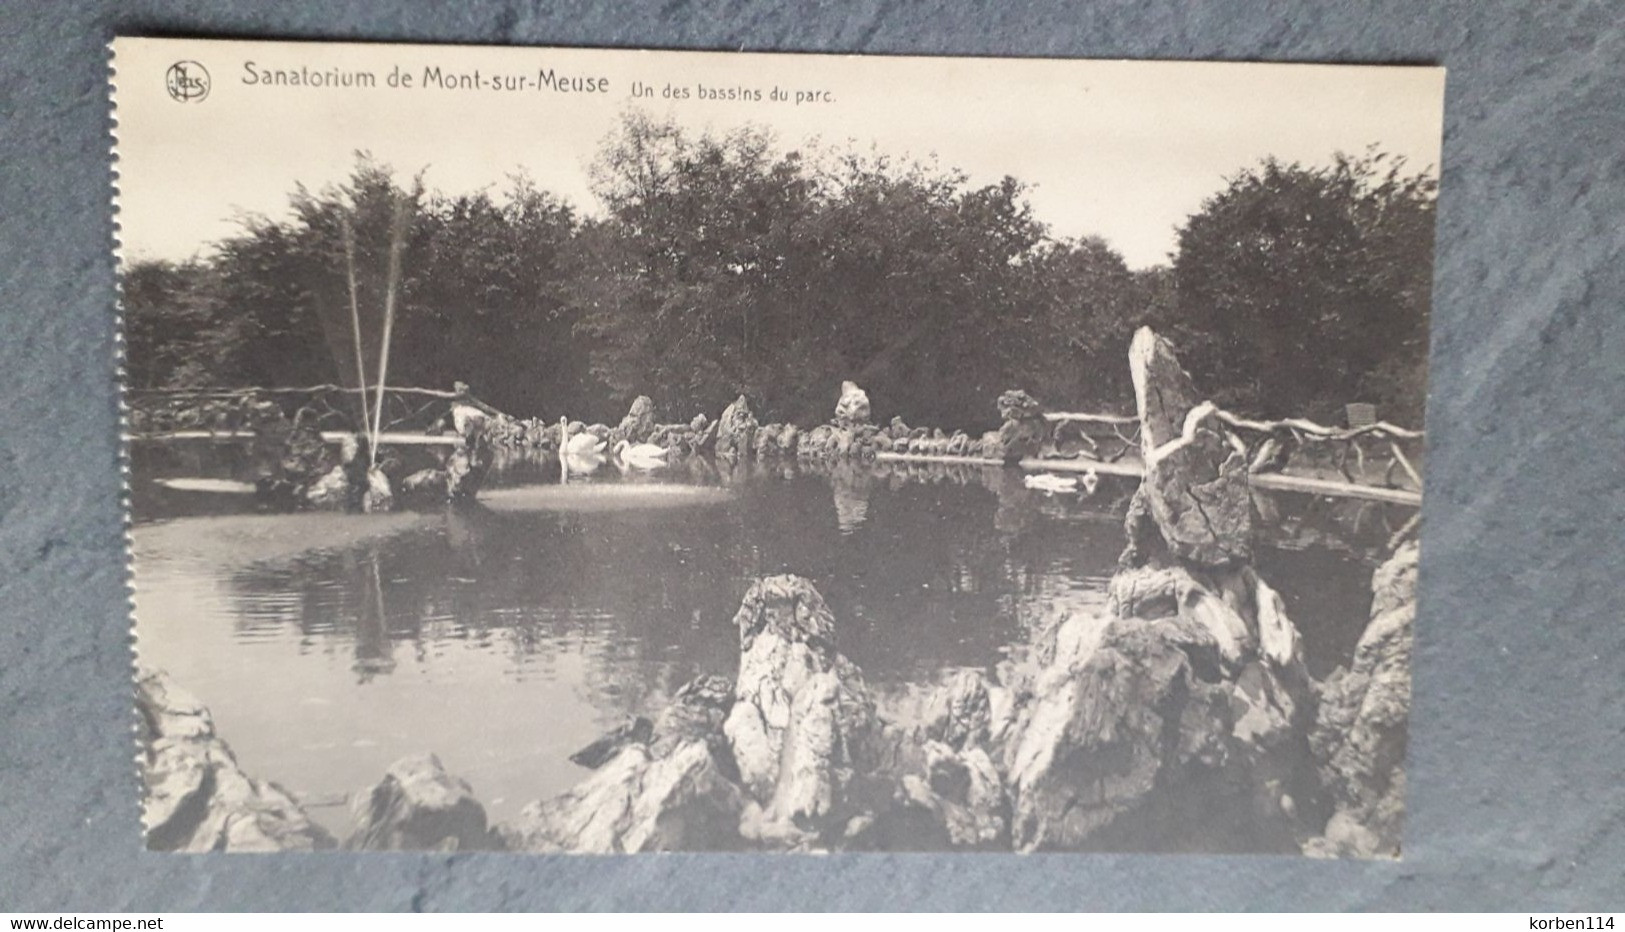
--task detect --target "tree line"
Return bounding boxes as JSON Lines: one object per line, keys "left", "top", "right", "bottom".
{"left": 123, "top": 111, "right": 1437, "bottom": 430}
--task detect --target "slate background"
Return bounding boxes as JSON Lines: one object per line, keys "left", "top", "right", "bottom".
{"left": 1, "top": 0, "right": 1622, "bottom": 911}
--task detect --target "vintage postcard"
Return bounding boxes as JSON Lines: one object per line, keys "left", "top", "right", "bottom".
{"left": 114, "top": 37, "right": 1443, "bottom": 854}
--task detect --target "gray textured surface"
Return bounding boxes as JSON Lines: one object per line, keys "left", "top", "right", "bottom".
{"left": 2, "top": 0, "right": 1622, "bottom": 911}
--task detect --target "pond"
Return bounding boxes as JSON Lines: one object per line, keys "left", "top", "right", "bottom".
{"left": 129, "top": 442, "right": 1395, "bottom": 833}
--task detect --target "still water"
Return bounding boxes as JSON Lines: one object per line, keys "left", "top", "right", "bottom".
{"left": 130, "top": 444, "right": 1383, "bottom": 831}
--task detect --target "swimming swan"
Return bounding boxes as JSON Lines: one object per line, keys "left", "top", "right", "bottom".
{"left": 567, "top": 431, "right": 606, "bottom": 456}
{"left": 1023, "top": 473, "right": 1077, "bottom": 494}
{"left": 1023, "top": 468, "right": 1100, "bottom": 496}
{"left": 614, "top": 440, "right": 668, "bottom": 469}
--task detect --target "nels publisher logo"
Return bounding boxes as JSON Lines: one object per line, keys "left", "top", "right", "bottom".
{"left": 165, "top": 61, "right": 210, "bottom": 102}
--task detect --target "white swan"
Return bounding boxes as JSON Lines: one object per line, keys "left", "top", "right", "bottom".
{"left": 1023, "top": 473, "right": 1078, "bottom": 494}
{"left": 560, "top": 417, "right": 606, "bottom": 481}
{"left": 614, "top": 439, "right": 668, "bottom": 469}
{"left": 566, "top": 430, "right": 606, "bottom": 456}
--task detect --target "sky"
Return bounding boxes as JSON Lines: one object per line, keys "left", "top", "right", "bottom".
{"left": 114, "top": 38, "right": 1445, "bottom": 270}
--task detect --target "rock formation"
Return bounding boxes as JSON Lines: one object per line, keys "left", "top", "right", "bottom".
{"left": 438, "top": 405, "right": 489, "bottom": 501}
{"left": 612, "top": 395, "right": 658, "bottom": 445}
{"left": 995, "top": 389, "right": 1047, "bottom": 463}
{"left": 138, "top": 669, "right": 335, "bottom": 852}
{"left": 1128, "top": 328, "right": 1252, "bottom": 566}
{"left": 506, "top": 674, "right": 746, "bottom": 853}
{"left": 899, "top": 669, "right": 1012, "bottom": 848}
{"left": 724, "top": 575, "right": 887, "bottom": 845}
{"left": 834, "top": 380, "right": 871, "bottom": 427}
{"left": 714, "top": 395, "right": 759, "bottom": 459}
{"left": 995, "top": 328, "right": 1317, "bottom": 852}
{"left": 346, "top": 753, "right": 497, "bottom": 851}
{"left": 1305, "top": 538, "right": 1417, "bottom": 858}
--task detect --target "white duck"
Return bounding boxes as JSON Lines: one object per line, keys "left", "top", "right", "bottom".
{"left": 614, "top": 439, "right": 668, "bottom": 470}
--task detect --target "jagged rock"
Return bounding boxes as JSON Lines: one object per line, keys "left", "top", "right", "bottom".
{"left": 715, "top": 395, "right": 759, "bottom": 459}
{"left": 138, "top": 669, "right": 334, "bottom": 852}
{"left": 445, "top": 404, "right": 493, "bottom": 501}
{"left": 250, "top": 412, "right": 338, "bottom": 509}
{"left": 755, "top": 422, "right": 800, "bottom": 457}
{"left": 995, "top": 389, "right": 1047, "bottom": 464}
{"left": 346, "top": 753, "right": 494, "bottom": 851}
{"left": 1306, "top": 540, "right": 1417, "bottom": 859}
{"left": 303, "top": 464, "right": 354, "bottom": 510}
{"left": 900, "top": 740, "right": 1009, "bottom": 849}
{"left": 900, "top": 671, "right": 1013, "bottom": 848}
{"left": 723, "top": 575, "right": 881, "bottom": 844}
{"left": 776, "top": 423, "right": 800, "bottom": 454}
{"left": 361, "top": 465, "right": 393, "bottom": 513}
{"left": 923, "top": 669, "right": 994, "bottom": 751}
{"left": 1006, "top": 613, "right": 1268, "bottom": 851}
{"left": 650, "top": 673, "right": 736, "bottom": 756}
{"left": 834, "top": 381, "right": 871, "bottom": 427}
{"left": 611, "top": 395, "right": 658, "bottom": 446}
{"left": 888, "top": 416, "right": 910, "bottom": 439}
{"left": 511, "top": 740, "right": 747, "bottom": 853}
{"left": 977, "top": 430, "right": 1003, "bottom": 459}
{"left": 510, "top": 673, "right": 745, "bottom": 853}
{"left": 796, "top": 423, "right": 838, "bottom": 459}
{"left": 1128, "top": 327, "right": 1252, "bottom": 567}
{"left": 996, "top": 330, "right": 1318, "bottom": 852}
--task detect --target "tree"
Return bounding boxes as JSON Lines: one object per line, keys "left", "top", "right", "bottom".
{"left": 119, "top": 156, "right": 585, "bottom": 421}
{"left": 122, "top": 259, "right": 216, "bottom": 389}
{"left": 1171, "top": 150, "right": 1437, "bottom": 425}
{"left": 571, "top": 113, "right": 1092, "bottom": 427}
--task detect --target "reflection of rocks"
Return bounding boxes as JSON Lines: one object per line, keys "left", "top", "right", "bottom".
{"left": 827, "top": 461, "right": 875, "bottom": 532}
{"left": 986, "top": 466, "right": 1037, "bottom": 535}
{"left": 1306, "top": 540, "right": 1417, "bottom": 859}
{"left": 350, "top": 553, "right": 397, "bottom": 680}
{"left": 347, "top": 753, "right": 497, "bottom": 851}
{"left": 138, "top": 669, "right": 335, "bottom": 852}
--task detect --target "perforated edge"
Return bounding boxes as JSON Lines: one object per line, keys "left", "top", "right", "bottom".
{"left": 106, "top": 38, "right": 149, "bottom": 849}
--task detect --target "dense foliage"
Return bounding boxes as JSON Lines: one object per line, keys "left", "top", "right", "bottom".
{"left": 1168, "top": 150, "right": 1437, "bottom": 424}
{"left": 123, "top": 117, "right": 1437, "bottom": 429}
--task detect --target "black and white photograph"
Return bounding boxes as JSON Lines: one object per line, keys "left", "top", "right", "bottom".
{"left": 115, "top": 37, "right": 1444, "bottom": 856}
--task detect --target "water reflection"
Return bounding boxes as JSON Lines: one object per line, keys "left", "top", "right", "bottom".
{"left": 131, "top": 441, "right": 1393, "bottom": 819}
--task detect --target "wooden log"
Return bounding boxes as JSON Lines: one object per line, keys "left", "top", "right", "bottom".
{"left": 1389, "top": 440, "right": 1424, "bottom": 489}
{"left": 1043, "top": 412, "right": 1139, "bottom": 425}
